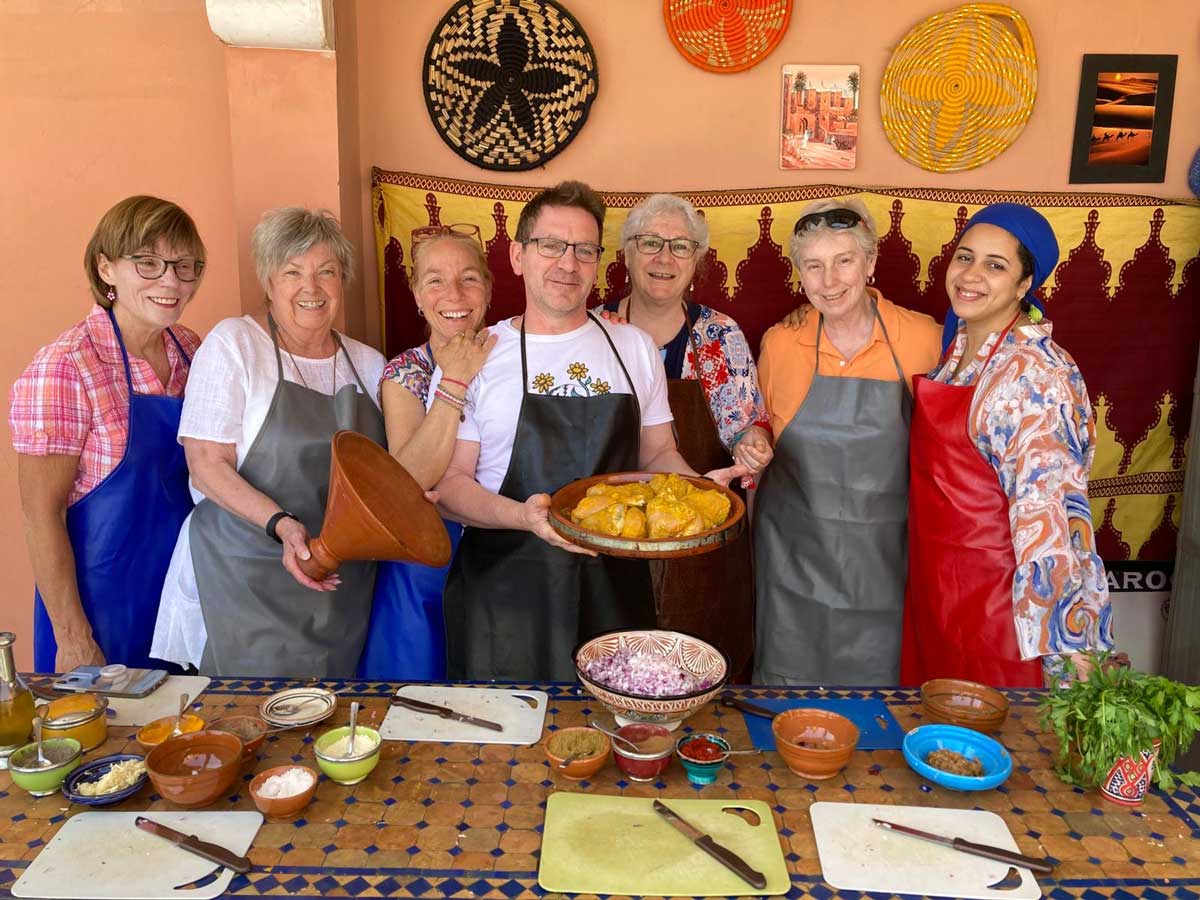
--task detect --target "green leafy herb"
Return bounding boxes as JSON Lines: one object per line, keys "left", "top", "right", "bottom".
{"left": 1038, "top": 652, "right": 1200, "bottom": 793}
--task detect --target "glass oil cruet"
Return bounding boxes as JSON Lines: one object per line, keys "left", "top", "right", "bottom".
{"left": 0, "top": 632, "right": 35, "bottom": 766}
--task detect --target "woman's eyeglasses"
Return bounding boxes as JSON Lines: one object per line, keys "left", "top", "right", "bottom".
{"left": 411, "top": 223, "right": 483, "bottom": 248}
{"left": 793, "top": 208, "right": 863, "bottom": 234}
{"left": 630, "top": 233, "right": 701, "bottom": 259}
{"left": 121, "top": 255, "right": 204, "bottom": 282}
{"left": 521, "top": 237, "right": 604, "bottom": 264}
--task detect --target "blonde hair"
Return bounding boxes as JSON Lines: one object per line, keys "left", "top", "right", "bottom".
{"left": 251, "top": 207, "right": 355, "bottom": 291}
{"left": 85, "top": 196, "right": 205, "bottom": 309}
{"left": 788, "top": 197, "right": 878, "bottom": 268}
{"left": 408, "top": 232, "right": 493, "bottom": 292}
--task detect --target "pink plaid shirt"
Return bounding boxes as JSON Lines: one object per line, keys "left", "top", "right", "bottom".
{"left": 9, "top": 305, "right": 200, "bottom": 505}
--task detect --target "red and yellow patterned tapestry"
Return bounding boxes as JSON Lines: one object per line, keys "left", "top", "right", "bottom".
{"left": 372, "top": 168, "right": 1200, "bottom": 570}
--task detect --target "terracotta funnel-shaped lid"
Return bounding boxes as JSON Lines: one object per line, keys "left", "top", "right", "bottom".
{"left": 298, "top": 431, "right": 451, "bottom": 580}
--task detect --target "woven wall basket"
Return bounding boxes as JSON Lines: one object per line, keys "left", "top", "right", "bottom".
{"left": 880, "top": 3, "right": 1037, "bottom": 173}
{"left": 423, "top": 0, "right": 598, "bottom": 171}
{"left": 664, "top": 0, "right": 793, "bottom": 74}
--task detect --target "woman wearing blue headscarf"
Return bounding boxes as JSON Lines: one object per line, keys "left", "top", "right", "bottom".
{"left": 901, "top": 203, "right": 1114, "bottom": 687}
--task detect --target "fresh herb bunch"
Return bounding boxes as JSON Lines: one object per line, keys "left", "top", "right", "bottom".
{"left": 1039, "top": 652, "right": 1200, "bottom": 793}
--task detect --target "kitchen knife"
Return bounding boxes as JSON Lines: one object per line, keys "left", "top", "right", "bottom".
{"left": 719, "top": 693, "right": 777, "bottom": 720}
{"left": 134, "top": 816, "right": 252, "bottom": 874}
{"left": 389, "top": 694, "right": 504, "bottom": 732}
{"left": 652, "top": 799, "right": 767, "bottom": 889}
{"left": 873, "top": 818, "right": 1053, "bottom": 874}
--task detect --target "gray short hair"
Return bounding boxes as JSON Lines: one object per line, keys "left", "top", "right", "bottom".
{"left": 788, "top": 197, "right": 878, "bottom": 268}
{"left": 251, "top": 207, "right": 355, "bottom": 291}
{"left": 621, "top": 194, "right": 710, "bottom": 256}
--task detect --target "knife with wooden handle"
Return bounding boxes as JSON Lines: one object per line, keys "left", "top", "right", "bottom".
{"left": 719, "top": 694, "right": 777, "bottom": 720}
{"left": 135, "top": 816, "right": 252, "bottom": 874}
{"left": 653, "top": 799, "right": 768, "bottom": 889}
{"left": 389, "top": 694, "right": 505, "bottom": 732}
{"left": 873, "top": 818, "right": 1053, "bottom": 874}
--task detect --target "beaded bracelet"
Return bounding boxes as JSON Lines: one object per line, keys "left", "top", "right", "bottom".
{"left": 433, "top": 387, "right": 466, "bottom": 422}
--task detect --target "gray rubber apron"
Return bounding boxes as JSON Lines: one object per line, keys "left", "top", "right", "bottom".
{"left": 753, "top": 303, "right": 911, "bottom": 685}
{"left": 192, "top": 316, "right": 386, "bottom": 678}
{"left": 443, "top": 312, "right": 655, "bottom": 682}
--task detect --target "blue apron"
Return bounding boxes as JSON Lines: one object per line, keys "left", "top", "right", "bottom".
{"left": 358, "top": 522, "right": 463, "bottom": 681}
{"left": 34, "top": 307, "right": 193, "bottom": 672}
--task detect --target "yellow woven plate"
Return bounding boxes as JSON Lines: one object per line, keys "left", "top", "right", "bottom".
{"left": 880, "top": 3, "right": 1037, "bottom": 173}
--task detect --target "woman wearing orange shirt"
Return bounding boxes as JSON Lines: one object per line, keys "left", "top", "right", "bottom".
{"left": 755, "top": 198, "right": 941, "bottom": 685}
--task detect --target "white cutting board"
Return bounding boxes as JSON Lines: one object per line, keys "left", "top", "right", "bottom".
{"left": 810, "top": 802, "right": 1042, "bottom": 900}
{"left": 12, "top": 811, "right": 262, "bottom": 900}
{"left": 106, "top": 675, "right": 211, "bottom": 726}
{"left": 379, "top": 685, "right": 548, "bottom": 745}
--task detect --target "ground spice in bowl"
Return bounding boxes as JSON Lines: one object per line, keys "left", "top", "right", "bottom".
{"left": 926, "top": 748, "right": 984, "bottom": 776}
{"left": 547, "top": 730, "right": 607, "bottom": 759}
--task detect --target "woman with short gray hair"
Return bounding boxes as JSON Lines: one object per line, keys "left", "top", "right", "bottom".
{"left": 151, "top": 207, "right": 387, "bottom": 677}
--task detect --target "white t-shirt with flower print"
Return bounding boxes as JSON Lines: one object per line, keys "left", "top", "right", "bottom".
{"left": 456, "top": 315, "right": 673, "bottom": 494}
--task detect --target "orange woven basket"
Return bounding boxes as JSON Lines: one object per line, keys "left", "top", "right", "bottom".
{"left": 663, "top": 0, "right": 793, "bottom": 74}
{"left": 880, "top": 3, "right": 1038, "bottom": 172}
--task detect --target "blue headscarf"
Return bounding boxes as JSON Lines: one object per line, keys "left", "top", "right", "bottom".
{"left": 940, "top": 203, "right": 1060, "bottom": 351}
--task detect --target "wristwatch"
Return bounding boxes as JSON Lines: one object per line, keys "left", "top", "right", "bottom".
{"left": 265, "top": 510, "right": 299, "bottom": 543}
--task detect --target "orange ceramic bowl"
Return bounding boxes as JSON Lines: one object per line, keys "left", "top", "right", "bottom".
{"left": 921, "top": 679, "right": 1010, "bottom": 733}
{"left": 771, "top": 709, "right": 859, "bottom": 780}
{"left": 249, "top": 764, "right": 318, "bottom": 818}
{"left": 207, "top": 715, "right": 269, "bottom": 764}
{"left": 145, "top": 730, "right": 242, "bottom": 808}
{"left": 543, "top": 727, "right": 611, "bottom": 781}
{"left": 136, "top": 713, "right": 205, "bottom": 751}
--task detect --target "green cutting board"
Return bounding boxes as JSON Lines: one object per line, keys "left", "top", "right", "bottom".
{"left": 538, "top": 793, "right": 790, "bottom": 896}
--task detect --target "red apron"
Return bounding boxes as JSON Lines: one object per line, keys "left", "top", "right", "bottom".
{"left": 900, "top": 319, "right": 1043, "bottom": 688}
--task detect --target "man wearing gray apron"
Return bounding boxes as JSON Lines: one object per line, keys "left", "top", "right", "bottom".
{"left": 191, "top": 315, "right": 385, "bottom": 677}
{"left": 754, "top": 303, "right": 911, "bottom": 685}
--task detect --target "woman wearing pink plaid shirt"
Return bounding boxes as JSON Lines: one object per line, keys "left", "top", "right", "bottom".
{"left": 10, "top": 196, "right": 205, "bottom": 673}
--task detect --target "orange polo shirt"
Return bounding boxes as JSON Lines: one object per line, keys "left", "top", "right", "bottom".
{"left": 758, "top": 291, "right": 943, "bottom": 439}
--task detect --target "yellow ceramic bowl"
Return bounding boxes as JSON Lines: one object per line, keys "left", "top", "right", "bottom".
{"left": 40, "top": 693, "right": 108, "bottom": 752}
{"left": 136, "top": 713, "right": 206, "bottom": 750}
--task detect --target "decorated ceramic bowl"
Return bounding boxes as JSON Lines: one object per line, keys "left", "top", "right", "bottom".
{"left": 62, "top": 753, "right": 149, "bottom": 807}
{"left": 573, "top": 629, "right": 728, "bottom": 729}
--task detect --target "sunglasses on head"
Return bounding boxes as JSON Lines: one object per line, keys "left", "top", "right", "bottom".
{"left": 793, "top": 208, "right": 863, "bottom": 234}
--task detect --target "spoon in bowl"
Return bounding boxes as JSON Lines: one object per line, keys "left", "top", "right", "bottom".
{"left": 588, "top": 721, "right": 645, "bottom": 754}
{"left": 30, "top": 716, "right": 52, "bottom": 769}
{"left": 171, "top": 692, "right": 190, "bottom": 737}
{"left": 345, "top": 702, "right": 359, "bottom": 758}
{"left": 557, "top": 751, "right": 583, "bottom": 769}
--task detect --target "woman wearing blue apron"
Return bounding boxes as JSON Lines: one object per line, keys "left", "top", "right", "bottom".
{"left": 11, "top": 196, "right": 205, "bottom": 672}
{"left": 359, "top": 226, "right": 496, "bottom": 680}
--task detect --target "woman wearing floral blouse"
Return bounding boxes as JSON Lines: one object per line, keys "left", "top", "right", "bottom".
{"left": 901, "top": 203, "right": 1113, "bottom": 687}
{"left": 603, "top": 193, "right": 771, "bottom": 676}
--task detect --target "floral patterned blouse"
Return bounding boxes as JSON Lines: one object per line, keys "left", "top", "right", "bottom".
{"left": 379, "top": 344, "right": 435, "bottom": 407}
{"left": 605, "top": 301, "right": 770, "bottom": 451}
{"left": 933, "top": 319, "right": 1114, "bottom": 662}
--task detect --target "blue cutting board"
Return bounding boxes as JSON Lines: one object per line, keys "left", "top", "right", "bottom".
{"left": 734, "top": 697, "right": 902, "bottom": 751}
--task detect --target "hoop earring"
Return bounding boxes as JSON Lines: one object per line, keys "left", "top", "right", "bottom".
{"left": 867, "top": 275, "right": 875, "bottom": 285}
{"left": 416, "top": 307, "right": 425, "bottom": 319}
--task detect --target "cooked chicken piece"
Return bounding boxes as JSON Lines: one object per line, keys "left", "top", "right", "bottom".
{"left": 682, "top": 489, "right": 731, "bottom": 530}
{"left": 609, "top": 483, "right": 656, "bottom": 507}
{"left": 648, "top": 472, "right": 694, "bottom": 500}
{"left": 585, "top": 482, "right": 618, "bottom": 497}
{"left": 646, "top": 495, "right": 704, "bottom": 539}
{"left": 579, "top": 502, "right": 627, "bottom": 537}
{"left": 570, "top": 493, "right": 617, "bottom": 523}
{"left": 620, "top": 506, "right": 647, "bottom": 538}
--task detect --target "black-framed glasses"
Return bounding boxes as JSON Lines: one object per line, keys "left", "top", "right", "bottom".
{"left": 793, "top": 208, "right": 863, "bottom": 234}
{"left": 522, "top": 237, "right": 604, "bottom": 264}
{"left": 121, "top": 254, "right": 204, "bottom": 282}
{"left": 630, "top": 233, "right": 701, "bottom": 259}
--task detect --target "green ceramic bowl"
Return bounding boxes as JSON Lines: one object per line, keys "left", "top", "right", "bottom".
{"left": 313, "top": 726, "right": 381, "bottom": 785}
{"left": 10, "top": 738, "right": 83, "bottom": 797}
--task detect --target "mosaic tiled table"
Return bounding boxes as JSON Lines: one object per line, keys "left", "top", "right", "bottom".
{"left": 1, "top": 679, "right": 1198, "bottom": 899}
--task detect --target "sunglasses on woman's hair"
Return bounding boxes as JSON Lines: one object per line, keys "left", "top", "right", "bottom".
{"left": 411, "top": 223, "right": 482, "bottom": 248}
{"left": 793, "top": 208, "right": 863, "bottom": 234}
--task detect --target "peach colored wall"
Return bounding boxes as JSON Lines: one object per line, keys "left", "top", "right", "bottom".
{"left": 351, "top": 0, "right": 1200, "bottom": 348}
{"left": 0, "top": 1, "right": 241, "bottom": 669}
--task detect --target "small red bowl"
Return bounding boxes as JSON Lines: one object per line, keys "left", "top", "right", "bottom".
{"left": 612, "top": 724, "right": 674, "bottom": 782}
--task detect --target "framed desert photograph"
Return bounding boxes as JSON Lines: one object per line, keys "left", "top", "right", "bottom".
{"left": 1069, "top": 54, "right": 1177, "bottom": 183}
{"left": 780, "top": 65, "right": 860, "bottom": 170}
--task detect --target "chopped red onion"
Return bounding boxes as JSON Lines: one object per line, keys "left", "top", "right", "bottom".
{"left": 581, "top": 648, "right": 714, "bottom": 697}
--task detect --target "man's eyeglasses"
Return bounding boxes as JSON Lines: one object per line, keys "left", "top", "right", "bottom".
{"left": 522, "top": 237, "right": 604, "bottom": 264}
{"left": 411, "top": 223, "right": 482, "bottom": 248}
{"left": 793, "top": 208, "right": 863, "bottom": 234}
{"left": 630, "top": 233, "right": 701, "bottom": 259}
{"left": 122, "top": 255, "right": 204, "bottom": 282}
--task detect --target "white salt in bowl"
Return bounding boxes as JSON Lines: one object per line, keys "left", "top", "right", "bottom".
{"left": 248, "top": 764, "right": 318, "bottom": 818}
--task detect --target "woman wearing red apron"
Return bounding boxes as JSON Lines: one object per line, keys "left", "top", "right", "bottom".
{"left": 11, "top": 196, "right": 204, "bottom": 673}
{"left": 901, "top": 203, "right": 1114, "bottom": 688}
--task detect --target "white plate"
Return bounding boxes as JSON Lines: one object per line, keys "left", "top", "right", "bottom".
{"left": 258, "top": 688, "right": 338, "bottom": 728}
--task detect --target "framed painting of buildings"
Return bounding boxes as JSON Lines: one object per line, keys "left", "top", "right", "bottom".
{"left": 1068, "top": 54, "right": 1177, "bottom": 184}
{"left": 780, "top": 65, "right": 860, "bottom": 170}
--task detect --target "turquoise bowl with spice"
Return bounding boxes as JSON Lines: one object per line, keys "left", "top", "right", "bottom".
{"left": 675, "top": 732, "right": 730, "bottom": 785}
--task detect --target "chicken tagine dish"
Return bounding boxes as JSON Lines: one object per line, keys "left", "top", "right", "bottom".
{"left": 568, "top": 473, "right": 732, "bottom": 539}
